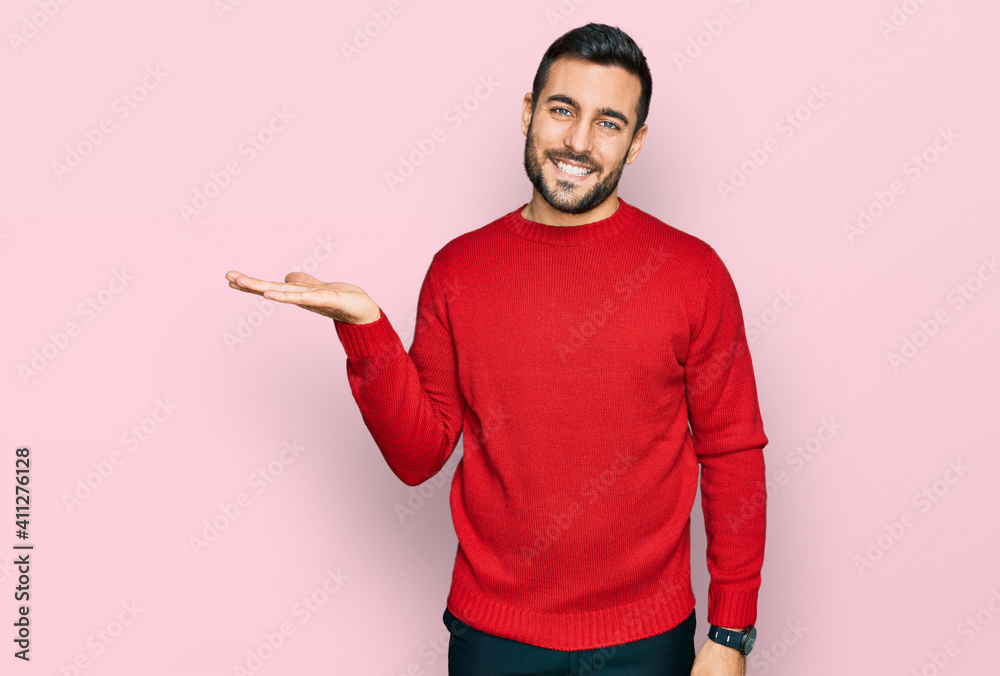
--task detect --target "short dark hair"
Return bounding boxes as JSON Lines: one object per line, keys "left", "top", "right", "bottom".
{"left": 530, "top": 23, "right": 653, "bottom": 138}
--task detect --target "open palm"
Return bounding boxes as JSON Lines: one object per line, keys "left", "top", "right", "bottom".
{"left": 225, "top": 270, "right": 381, "bottom": 325}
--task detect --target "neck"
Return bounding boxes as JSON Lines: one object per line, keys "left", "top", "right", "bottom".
{"left": 521, "top": 190, "right": 621, "bottom": 227}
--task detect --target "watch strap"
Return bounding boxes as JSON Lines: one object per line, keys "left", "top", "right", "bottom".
{"left": 707, "top": 624, "right": 754, "bottom": 656}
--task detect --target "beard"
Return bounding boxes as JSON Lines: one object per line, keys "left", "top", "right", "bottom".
{"left": 522, "top": 117, "right": 629, "bottom": 216}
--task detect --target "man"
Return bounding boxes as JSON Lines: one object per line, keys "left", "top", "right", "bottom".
{"left": 227, "top": 23, "right": 767, "bottom": 676}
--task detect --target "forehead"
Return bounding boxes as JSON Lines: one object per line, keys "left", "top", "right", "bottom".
{"left": 541, "top": 56, "right": 641, "bottom": 111}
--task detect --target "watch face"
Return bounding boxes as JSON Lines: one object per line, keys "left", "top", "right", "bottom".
{"left": 744, "top": 626, "right": 757, "bottom": 655}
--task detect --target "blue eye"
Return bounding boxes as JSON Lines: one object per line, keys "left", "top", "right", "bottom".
{"left": 552, "top": 106, "right": 620, "bottom": 130}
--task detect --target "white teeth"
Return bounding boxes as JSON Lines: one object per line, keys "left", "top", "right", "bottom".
{"left": 555, "top": 160, "right": 592, "bottom": 176}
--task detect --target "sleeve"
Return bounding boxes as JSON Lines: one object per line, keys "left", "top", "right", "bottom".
{"left": 683, "top": 246, "right": 769, "bottom": 630}
{"left": 333, "top": 258, "right": 467, "bottom": 486}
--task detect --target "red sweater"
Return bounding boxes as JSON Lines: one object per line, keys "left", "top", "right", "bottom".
{"left": 333, "top": 196, "right": 768, "bottom": 650}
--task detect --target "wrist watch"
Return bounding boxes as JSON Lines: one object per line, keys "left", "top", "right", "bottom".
{"left": 707, "top": 624, "right": 757, "bottom": 656}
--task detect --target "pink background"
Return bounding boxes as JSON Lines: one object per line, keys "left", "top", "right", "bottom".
{"left": 2, "top": 0, "right": 998, "bottom": 674}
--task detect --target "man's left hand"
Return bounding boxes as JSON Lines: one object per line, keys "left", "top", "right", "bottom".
{"left": 690, "top": 633, "right": 746, "bottom": 676}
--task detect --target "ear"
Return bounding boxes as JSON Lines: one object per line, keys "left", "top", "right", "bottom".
{"left": 625, "top": 123, "right": 648, "bottom": 165}
{"left": 521, "top": 93, "right": 534, "bottom": 137}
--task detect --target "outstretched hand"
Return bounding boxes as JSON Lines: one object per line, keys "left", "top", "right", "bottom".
{"left": 225, "top": 270, "right": 381, "bottom": 325}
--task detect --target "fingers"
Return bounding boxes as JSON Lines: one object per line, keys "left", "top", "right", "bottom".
{"left": 227, "top": 271, "right": 264, "bottom": 297}
{"left": 262, "top": 286, "right": 335, "bottom": 308}
{"left": 226, "top": 270, "right": 310, "bottom": 294}
{"left": 226, "top": 271, "right": 340, "bottom": 316}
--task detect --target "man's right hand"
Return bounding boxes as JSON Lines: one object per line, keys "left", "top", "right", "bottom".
{"left": 225, "top": 270, "right": 381, "bottom": 325}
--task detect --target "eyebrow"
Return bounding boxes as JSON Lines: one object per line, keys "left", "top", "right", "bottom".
{"left": 545, "top": 94, "right": 631, "bottom": 128}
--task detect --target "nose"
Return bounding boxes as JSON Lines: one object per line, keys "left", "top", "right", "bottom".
{"left": 563, "top": 117, "right": 594, "bottom": 159}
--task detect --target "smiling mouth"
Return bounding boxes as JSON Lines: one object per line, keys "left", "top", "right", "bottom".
{"left": 551, "top": 158, "right": 595, "bottom": 178}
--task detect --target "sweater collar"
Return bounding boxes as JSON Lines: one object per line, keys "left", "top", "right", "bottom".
{"left": 503, "top": 196, "right": 636, "bottom": 245}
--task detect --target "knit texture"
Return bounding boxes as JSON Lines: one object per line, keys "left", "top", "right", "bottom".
{"left": 334, "top": 196, "right": 768, "bottom": 650}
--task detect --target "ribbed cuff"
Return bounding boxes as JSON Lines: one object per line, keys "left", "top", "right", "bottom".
{"left": 707, "top": 588, "right": 759, "bottom": 629}
{"left": 333, "top": 307, "right": 399, "bottom": 360}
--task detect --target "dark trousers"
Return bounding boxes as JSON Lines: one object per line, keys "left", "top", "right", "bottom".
{"left": 443, "top": 607, "right": 696, "bottom": 676}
